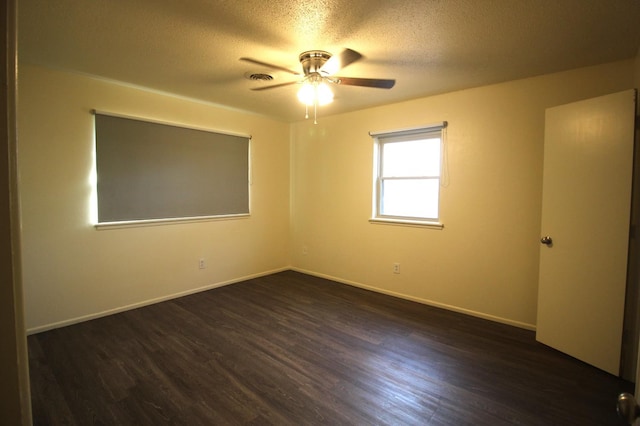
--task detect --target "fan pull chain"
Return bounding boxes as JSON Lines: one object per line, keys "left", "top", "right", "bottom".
{"left": 314, "top": 101, "right": 318, "bottom": 125}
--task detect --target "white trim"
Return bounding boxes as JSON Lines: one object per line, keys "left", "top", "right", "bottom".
{"left": 369, "top": 218, "right": 444, "bottom": 229}
{"left": 27, "top": 267, "right": 536, "bottom": 334}
{"left": 372, "top": 126, "right": 444, "bottom": 223}
{"left": 369, "top": 121, "right": 447, "bottom": 138}
{"left": 291, "top": 267, "right": 536, "bottom": 331}
{"left": 26, "top": 266, "right": 290, "bottom": 335}
{"left": 91, "top": 109, "right": 252, "bottom": 140}
{"left": 95, "top": 213, "right": 250, "bottom": 230}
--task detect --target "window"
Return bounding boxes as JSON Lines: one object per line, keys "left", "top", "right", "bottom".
{"left": 94, "top": 111, "right": 250, "bottom": 226}
{"left": 371, "top": 123, "right": 446, "bottom": 227}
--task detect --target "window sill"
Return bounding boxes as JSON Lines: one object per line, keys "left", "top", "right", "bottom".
{"left": 95, "top": 213, "right": 250, "bottom": 230}
{"left": 369, "top": 218, "right": 444, "bottom": 229}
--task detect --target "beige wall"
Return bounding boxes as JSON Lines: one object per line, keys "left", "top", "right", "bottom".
{"left": 20, "top": 59, "right": 637, "bottom": 333}
{"left": 291, "top": 60, "right": 637, "bottom": 329}
{"left": 19, "top": 65, "right": 291, "bottom": 332}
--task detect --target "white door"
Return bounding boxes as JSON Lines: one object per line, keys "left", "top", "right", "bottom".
{"left": 536, "top": 89, "right": 637, "bottom": 376}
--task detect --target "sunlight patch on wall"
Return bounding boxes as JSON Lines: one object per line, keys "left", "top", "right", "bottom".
{"left": 88, "top": 130, "right": 98, "bottom": 226}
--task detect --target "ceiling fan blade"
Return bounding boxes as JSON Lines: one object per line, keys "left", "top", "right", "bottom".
{"left": 334, "top": 76, "right": 396, "bottom": 89}
{"left": 321, "top": 48, "right": 363, "bottom": 75}
{"left": 240, "top": 57, "right": 300, "bottom": 75}
{"left": 250, "top": 81, "right": 298, "bottom": 91}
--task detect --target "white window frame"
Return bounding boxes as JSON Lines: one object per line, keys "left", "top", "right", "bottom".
{"left": 370, "top": 122, "right": 446, "bottom": 229}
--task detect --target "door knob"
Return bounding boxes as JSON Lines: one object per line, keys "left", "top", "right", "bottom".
{"left": 540, "top": 236, "right": 553, "bottom": 245}
{"left": 618, "top": 393, "right": 640, "bottom": 424}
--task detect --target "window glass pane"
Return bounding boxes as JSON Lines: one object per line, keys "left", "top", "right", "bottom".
{"left": 381, "top": 179, "right": 439, "bottom": 219}
{"left": 382, "top": 138, "right": 440, "bottom": 177}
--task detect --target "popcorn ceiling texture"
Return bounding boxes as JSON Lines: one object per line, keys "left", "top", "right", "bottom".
{"left": 19, "top": 0, "right": 640, "bottom": 121}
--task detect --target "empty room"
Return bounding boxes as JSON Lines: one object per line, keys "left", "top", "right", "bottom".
{"left": 4, "top": 0, "right": 640, "bottom": 424}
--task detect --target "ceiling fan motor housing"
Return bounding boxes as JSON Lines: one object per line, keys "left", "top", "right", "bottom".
{"left": 299, "top": 50, "right": 332, "bottom": 75}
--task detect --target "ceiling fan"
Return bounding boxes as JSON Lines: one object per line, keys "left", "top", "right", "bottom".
{"left": 240, "top": 48, "right": 395, "bottom": 122}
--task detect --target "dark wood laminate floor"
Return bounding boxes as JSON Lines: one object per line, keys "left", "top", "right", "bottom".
{"left": 28, "top": 271, "right": 632, "bottom": 425}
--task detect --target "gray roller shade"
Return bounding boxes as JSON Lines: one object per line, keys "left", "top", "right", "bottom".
{"left": 95, "top": 113, "right": 250, "bottom": 223}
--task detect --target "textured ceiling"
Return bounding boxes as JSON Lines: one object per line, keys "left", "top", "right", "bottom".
{"left": 18, "top": 0, "right": 640, "bottom": 122}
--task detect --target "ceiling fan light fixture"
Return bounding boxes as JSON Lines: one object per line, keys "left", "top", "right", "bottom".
{"left": 316, "top": 82, "right": 334, "bottom": 106}
{"left": 297, "top": 82, "right": 314, "bottom": 105}
{"left": 297, "top": 81, "right": 334, "bottom": 106}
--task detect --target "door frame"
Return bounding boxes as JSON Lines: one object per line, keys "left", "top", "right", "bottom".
{"left": 0, "top": 0, "right": 32, "bottom": 423}
{"left": 622, "top": 110, "right": 640, "bottom": 382}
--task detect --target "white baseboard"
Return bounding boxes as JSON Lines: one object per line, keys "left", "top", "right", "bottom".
{"left": 27, "top": 266, "right": 291, "bottom": 335}
{"left": 28, "top": 266, "right": 536, "bottom": 335}
{"left": 291, "top": 267, "right": 536, "bottom": 331}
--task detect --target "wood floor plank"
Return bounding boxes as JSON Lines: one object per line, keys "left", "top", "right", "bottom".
{"left": 28, "top": 271, "right": 632, "bottom": 425}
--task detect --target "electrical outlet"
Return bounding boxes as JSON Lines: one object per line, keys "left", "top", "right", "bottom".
{"left": 393, "top": 263, "right": 400, "bottom": 274}
{"left": 302, "top": 245, "right": 308, "bottom": 255}
{"left": 199, "top": 258, "right": 205, "bottom": 269}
